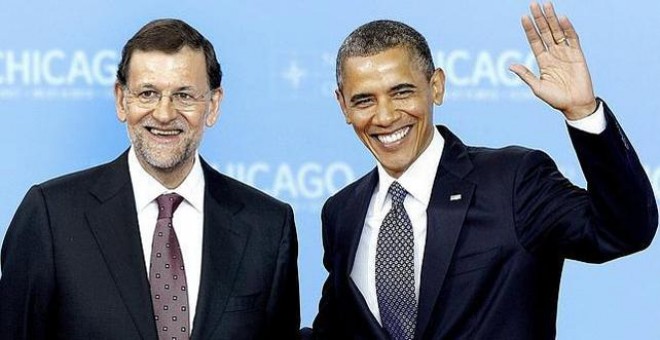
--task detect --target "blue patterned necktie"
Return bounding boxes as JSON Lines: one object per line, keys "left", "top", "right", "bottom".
{"left": 376, "top": 181, "right": 418, "bottom": 340}
{"left": 150, "top": 193, "right": 190, "bottom": 340}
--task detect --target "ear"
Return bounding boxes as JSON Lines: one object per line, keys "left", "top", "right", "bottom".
{"left": 205, "top": 87, "right": 224, "bottom": 127}
{"left": 335, "top": 88, "right": 351, "bottom": 124}
{"left": 114, "top": 82, "right": 128, "bottom": 122}
{"left": 430, "top": 68, "right": 446, "bottom": 106}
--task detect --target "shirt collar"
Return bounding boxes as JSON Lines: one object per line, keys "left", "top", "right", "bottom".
{"left": 128, "top": 147, "right": 205, "bottom": 213}
{"left": 375, "top": 127, "right": 444, "bottom": 208}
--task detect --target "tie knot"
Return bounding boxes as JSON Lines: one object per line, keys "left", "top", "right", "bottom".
{"left": 156, "top": 193, "right": 184, "bottom": 219}
{"left": 388, "top": 181, "right": 408, "bottom": 206}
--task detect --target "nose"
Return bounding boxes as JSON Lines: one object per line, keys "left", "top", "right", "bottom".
{"left": 151, "top": 95, "right": 178, "bottom": 123}
{"left": 372, "top": 100, "right": 399, "bottom": 126}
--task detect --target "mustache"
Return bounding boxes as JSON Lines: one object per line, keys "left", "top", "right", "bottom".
{"left": 141, "top": 117, "right": 187, "bottom": 131}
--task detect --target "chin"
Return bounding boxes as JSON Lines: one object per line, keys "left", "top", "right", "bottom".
{"left": 141, "top": 151, "right": 185, "bottom": 170}
{"left": 378, "top": 159, "right": 409, "bottom": 177}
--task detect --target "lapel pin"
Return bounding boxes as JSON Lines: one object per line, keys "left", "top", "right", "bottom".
{"left": 450, "top": 194, "right": 462, "bottom": 201}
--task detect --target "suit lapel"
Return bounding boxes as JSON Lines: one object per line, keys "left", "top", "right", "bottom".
{"left": 85, "top": 151, "right": 157, "bottom": 340}
{"left": 191, "top": 159, "right": 250, "bottom": 339}
{"left": 342, "top": 169, "right": 378, "bottom": 276}
{"left": 416, "top": 126, "right": 475, "bottom": 338}
{"left": 337, "top": 170, "right": 390, "bottom": 338}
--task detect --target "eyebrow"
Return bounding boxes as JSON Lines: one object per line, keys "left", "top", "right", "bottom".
{"left": 132, "top": 84, "right": 198, "bottom": 92}
{"left": 175, "top": 86, "right": 197, "bottom": 92}
{"left": 390, "top": 83, "right": 416, "bottom": 92}
{"left": 133, "top": 83, "right": 156, "bottom": 89}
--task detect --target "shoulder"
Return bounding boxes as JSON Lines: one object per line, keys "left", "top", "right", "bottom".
{"left": 322, "top": 169, "right": 376, "bottom": 217}
{"left": 31, "top": 157, "right": 123, "bottom": 202}
{"left": 467, "top": 144, "right": 539, "bottom": 164}
{"left": 464, "top": 144, "right": 554, "bottom": 177}
{"left": 226, "top": 172, "right": 290, "bottom": 209}
{"left": 37, "top": 163, "right": 110, "bottom": 192}
{"left": 9, "top": 157, "right": 125, "bottom": 229}
{"left": 330, "top": 170, "right": 373, "bottom": 200}
{"left": 202, "top": 162, "right": 292, "bottom": 216}
{"left": 437, "top": 125, "right": 550, "bottom": 179}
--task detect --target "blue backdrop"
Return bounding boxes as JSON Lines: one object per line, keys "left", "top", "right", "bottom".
{"left": 1, "top": 1, "right": 658, "bottom": 338}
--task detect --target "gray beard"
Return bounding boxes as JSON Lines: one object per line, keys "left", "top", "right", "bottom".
{"left": 131, "top": 133, "right": 199, "bottom": 173}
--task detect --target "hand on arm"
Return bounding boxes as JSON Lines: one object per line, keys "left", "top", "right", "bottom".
{"left": 509, "top": 2, "right": 598, "bottom": 120}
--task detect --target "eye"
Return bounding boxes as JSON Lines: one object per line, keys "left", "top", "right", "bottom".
{"left": 352, "top": 98, "right": 374, "bottom": 109}
{"left": 174, "top": 92, "right": 194, "bottom": 100}
{"left": 137, "top": 90, "right": 158, "bottom": 99}
{"left": 392, "top": 89, "right": 413, "bottom": 98}
{"left": 173, "top": 92, "right": 197, "bottom": 105}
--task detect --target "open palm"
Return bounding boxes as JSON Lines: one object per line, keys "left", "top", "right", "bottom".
{"left": 510, "top": 2, "right": 597, "bottom": 120}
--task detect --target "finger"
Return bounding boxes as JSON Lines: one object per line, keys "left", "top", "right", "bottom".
{"left": 522, "top": 15, "right": 546, "bottom": 58}
{"left": 558, "top": 15, "right": 581, "bottom": 48}
{"left": 509, "top": 64, "right": 540, "bottom": 93}
{"left": 530, "top": 2, "right": 554, "bottom": 48}
{"left": 542, "top": 2, "right": 567, "bottom": 45}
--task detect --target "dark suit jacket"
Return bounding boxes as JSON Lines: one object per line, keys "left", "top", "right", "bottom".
{"left": 0, "top": 151, "right": 300, "bottom": 339}
{"left": 312, "top": 105, "right": 658, "bottom": 339}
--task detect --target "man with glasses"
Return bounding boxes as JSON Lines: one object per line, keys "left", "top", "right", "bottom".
{"left": 0, "top": 19, "right": 300, "bottom": 339}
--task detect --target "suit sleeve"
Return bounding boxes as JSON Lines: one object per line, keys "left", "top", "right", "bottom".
{"left": 514, "top": 102, "right": 658, "bottom": 262}
{"left": 265, "top": 204, "right": 301, "bottom": 339}
{"left": 310, "top": 200, "right": 340, "bottom": 339}
{"left": 0, "top": 186, "right": 57, "bottom": 339}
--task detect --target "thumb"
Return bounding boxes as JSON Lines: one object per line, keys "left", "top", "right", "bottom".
{"left": 509, "top": 64, "right": 539, "bottom": 93}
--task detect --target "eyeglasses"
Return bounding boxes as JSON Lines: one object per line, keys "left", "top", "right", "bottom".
{"left": 123, "top": 87, "right": 213, "bottom": 112}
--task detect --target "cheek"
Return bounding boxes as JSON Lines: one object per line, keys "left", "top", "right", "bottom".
{"left": 401, "top": 100, "right": 429, "bottom": 119}
{"left": 395, "top": 93, "right": 432, "bottom": 114}
{"left": 181, "top": 112, "right": 207, "bottom": 129}
{"left": 125, "top": 113, "right": 146, "bottom": 128}
{"left": 347, "top": 110, "right": 373, "bottom": 131}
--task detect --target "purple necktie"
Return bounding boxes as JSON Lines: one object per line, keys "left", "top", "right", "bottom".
{"left": 149, "top": 193, "right": 190, "bottom": 340}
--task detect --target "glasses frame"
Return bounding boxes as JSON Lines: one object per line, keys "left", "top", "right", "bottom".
{"left": 122, "top": 86, "right": 214, "bottom": 112}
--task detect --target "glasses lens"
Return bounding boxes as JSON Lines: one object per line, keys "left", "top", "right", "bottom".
{"left": 126, "top": 88, "right": 211, "bottom": 111}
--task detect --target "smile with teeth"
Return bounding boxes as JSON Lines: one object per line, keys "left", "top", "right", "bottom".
{"left": 377, "top": 126, "right": 411, "bottom": 144}
{"left": 147, "top": 127, "right": 182, "bottom": 136}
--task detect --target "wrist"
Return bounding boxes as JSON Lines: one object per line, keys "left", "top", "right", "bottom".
{"left": 563, "top": 98, "right": 599, "bottom": 121}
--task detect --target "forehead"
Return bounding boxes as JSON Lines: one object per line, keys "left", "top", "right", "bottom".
{"left": 340, "top": 47, "right": 426, "bottom": 92}
{"left": 126, "top": 46, "right": 208, "bottom": 88}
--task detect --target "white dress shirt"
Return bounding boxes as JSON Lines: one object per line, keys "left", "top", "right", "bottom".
{"left": 350, "top": 102, "right": 607, "bottom": 324}
{"left": 128, "top": 148, "right": 204, "bottom": 327}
